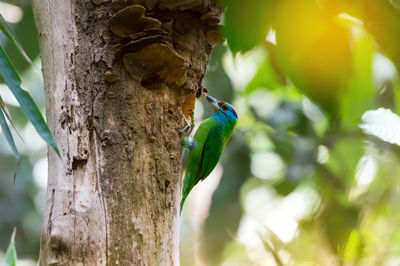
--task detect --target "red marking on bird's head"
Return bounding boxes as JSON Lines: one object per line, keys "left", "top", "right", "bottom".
{"left": 218, "top": 101, "right": 226, "bottom": 106}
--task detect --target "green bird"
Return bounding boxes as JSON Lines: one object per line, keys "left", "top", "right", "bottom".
{"left": 180, "top": 95, "right": 238, "bottom": 213}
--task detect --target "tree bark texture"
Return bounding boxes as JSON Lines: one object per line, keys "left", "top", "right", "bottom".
{"left": 32, "top": 0, "right": 221, "bottom": 265}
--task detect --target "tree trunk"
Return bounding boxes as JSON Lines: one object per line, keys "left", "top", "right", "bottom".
{"left": 31, "top": 0, "right": 221, "bottom": 264}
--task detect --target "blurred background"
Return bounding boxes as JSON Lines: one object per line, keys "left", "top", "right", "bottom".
{"left": 0, "top": 0, "right": 45, "bottom": 265}
{"left": 2, "top": 0, "right": 400, "bottom": 265}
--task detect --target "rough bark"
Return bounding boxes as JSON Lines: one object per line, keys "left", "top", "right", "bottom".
{"left": 31, "top": 0, "right": 221, "bottom": 265}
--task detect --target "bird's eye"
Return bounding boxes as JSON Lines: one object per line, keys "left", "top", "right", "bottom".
{"left": 222, "top": 105, "right": 229, "bottom": 111}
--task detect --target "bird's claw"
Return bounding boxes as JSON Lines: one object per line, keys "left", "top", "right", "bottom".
{"left": 178, "top": 115, "right": 194, "bottom": 135}
{"left": 178, "top": 125, "right": 189, "bottom": 134}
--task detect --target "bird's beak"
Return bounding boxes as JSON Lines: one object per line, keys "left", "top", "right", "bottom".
{"left": 206, "top": 95, "right": 219, "bottom": 110}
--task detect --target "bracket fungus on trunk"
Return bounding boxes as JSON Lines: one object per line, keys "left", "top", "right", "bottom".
{"left": 104, "top": 71, "right": 120, "bottom": 83}
{"left": 200, "top": 11, "right": 220, "bottom": 25}
{"left": 145, "top": 0, "right": 209, "bottom": 11}
{"left": 108, "top": 0, "right": 222, "bottom": 124}
{"left": 109, "top": 5, "right": 162, "bottom": 37}
{"left": 206, "top": 25, "right": 224, "bottom": 47}
{"left": 112, "top": 0, "right": 146, "bottom": 10}
{"left": 118, "top": 28, "right": 171, "bottom": 54}
{"left": 109, "top": 3, "right": 191, "bottom": 87}
{"left": 122, "top": 43, "right": 188, "bottom": 86}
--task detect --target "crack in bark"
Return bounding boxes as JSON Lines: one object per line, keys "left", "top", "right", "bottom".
{"left": 71, "top": 157, "right": 88, "bottom": 170}
{"left": 47, "top": 0, "right": 57, "bottom": 139}
{"left": 72, "top": 179, "right": 77, "bottom": 264}
{"left": 93, "top": 108, "right": 109, "bottom": 265}
{"left": 47, "top": 189, "right": 55, "bottom": 235}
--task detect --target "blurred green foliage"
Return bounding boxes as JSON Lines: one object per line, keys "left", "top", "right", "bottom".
{"left": 0, "top": 1, "right": 45, "bottom": 263}
{"left": 4, "top": 228, "right": 17, "bottom": 266}
{"left": 0, "top": 4, "right": 59, "bottom": 158}
{"left": 181, "top": 0, "right": 400, "bottom": 265}
{"left": 1, "top": 1, "right": 400, "bottom": 266}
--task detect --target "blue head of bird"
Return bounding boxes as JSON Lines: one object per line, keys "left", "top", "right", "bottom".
{"left": 206, "top": 95, "right": 238, "bottom": 128}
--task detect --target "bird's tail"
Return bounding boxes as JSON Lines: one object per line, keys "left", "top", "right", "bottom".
{"left": 180, "top": 176, "right": 194, "bottom": 215}
{"left": 180, "top": 194, "right": 187, "bottom": 215}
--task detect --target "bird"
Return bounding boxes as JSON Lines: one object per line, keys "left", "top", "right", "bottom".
{"left": 180, "top": 94, "right": 238, "bottom": 213}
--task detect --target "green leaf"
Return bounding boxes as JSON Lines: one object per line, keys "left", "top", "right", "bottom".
{"left": 0, "top": 96, "right": 23, "bottom": 143}
{"left": 343, "top": 229, "right": 362, "bottom": 259}
{"left": 341, "top": 30, "right": 375, "bottom": 129}
{"left": 359, "top": 108, "right": 400, "bottom": 146}
{"left": 0, "top": 14, "right": 34, "bottom": 66}
{"left": 260, "top": 235, "right": 283, "bottom": 266}
{"left": 322, "top": 204, "right": 359, "bottom": 256}
{"left": 359, "top": 0, "right": 400, "bottom": 73}
{"left": 244, "top": 55, "right": 284, "bottom": 95}
{"left": 271, "top": 0, "right": 352, "bottom": 116}
{"left": 0, "top": 46, "right": 60, "bottom": 157}
{"left": 223, "top": 0, "right": 273, "bottom": 54}
{"left": 0, "top": 99, "right": 19, "bottom": 159}
{"left": 4, "top": 227, "right": 17, "bottom": 266}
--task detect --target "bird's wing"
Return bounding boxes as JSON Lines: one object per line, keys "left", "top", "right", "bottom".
{"left": 196, "top": 125, "right": 224, "bottom": 182}
{"left": 180, "top": 119, "right": 224, "bottom": 212}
